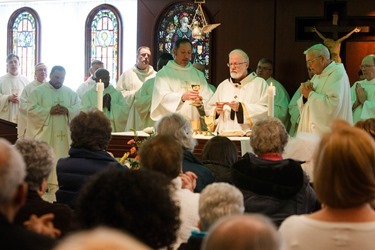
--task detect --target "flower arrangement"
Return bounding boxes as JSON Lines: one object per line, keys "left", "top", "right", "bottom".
{"left": 120, "top": 128, "right": 155, "bottom": 170}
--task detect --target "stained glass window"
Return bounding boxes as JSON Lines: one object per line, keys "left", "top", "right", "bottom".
{"left": 86, "top": 4, "right": 122, "bottom": 84}
{"left": 8, "top": 8, "right": 40, "bottom": 80}
{"left": 156, "top": 2, "right": 212, "bottom": 80}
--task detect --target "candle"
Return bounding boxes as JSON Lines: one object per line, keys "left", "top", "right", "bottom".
{"left": 267, "top": 82, "right": 276, "bottom": 117}
{"left": 96, "top": 79, "right": 104, "bottom": 111}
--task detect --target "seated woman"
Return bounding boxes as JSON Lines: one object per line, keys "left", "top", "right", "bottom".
{"left": 201, "top": 136, "right": 238, "bottom": 183}
{"left": 232, "top": 117, "right": 316, "bottom": 227}
{"left": 280, "top": 120, "right": 375, "bottom": 249}
{"left": 156, "top": 113, "right": 214, "bottom": 192}
{"left": 56, "top": 109, "right": 125, "bottom": 208}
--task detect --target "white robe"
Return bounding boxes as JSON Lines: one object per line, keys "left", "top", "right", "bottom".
{"left": 116, "top": 65, "right": 156, "bottom": 130}
{"left": 27, "top": 82, "right": 80, "bottom": 185}
{"left": 351, "top": 78, "right": 375, "bottom": 123}
{"left": 18, "top": 80, "right": 44, "bottom": 138}
{"left": 76, "top": 76, "right": 96, "bottom": 99}
{"left": 0, "top": 73, "right": 29, "bottom": 123}
{"left": 150, "top": 61, "right": 213, "bottom": 124}
{"left": 266, "top": 77, "right": 290, "bottom": 129}
{"left": 81, "top": 85, "right": 128, "bottom": 132}
{"left": 206, "top": 72, "right": 268, "bottom": 133}
{"left": 288, "top": 87, "right": 302, "bottom": 137}
{"left": 297, "top": 62, "right": 353, "bottom": 135}
{"left": 132, "top": 77, "right": 155, "bottom": 130}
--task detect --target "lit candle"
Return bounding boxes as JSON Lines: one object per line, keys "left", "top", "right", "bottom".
{"left": 96, "top": 79, "right": 104, "bottom": 111}
{"left": 267, "top": 82, "right": 276, "bottom": 117}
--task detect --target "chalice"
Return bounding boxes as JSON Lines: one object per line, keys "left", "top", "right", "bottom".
{"left": 191, "top": 84, "right": 202, "bottom": 106}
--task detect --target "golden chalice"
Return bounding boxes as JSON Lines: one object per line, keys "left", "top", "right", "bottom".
{"left": 191, "top": 84, "right": 202, "bottom": 106}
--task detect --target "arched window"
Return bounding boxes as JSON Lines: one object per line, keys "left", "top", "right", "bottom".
{"left": 7, "top": 7, "right": 41, "bottom": 80}
{"left": 156, "top": 1, "right": 213, "bottom": 80}
{"left": 85, "top": 4, "right": 122, "bottom": 84}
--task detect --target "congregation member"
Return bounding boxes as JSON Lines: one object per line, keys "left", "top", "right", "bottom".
{"left": 140, "top": 134, "right": 199, "bottom": 249}
{"left": 150, "top": 38, "right": 213, "bottom": 130}
{"left": 132, "top": 52, "right": 173, "bottom": 130}
{"left": 56, "top": 109, "right": 125, "bottom": 209}
{"left": 201, "top": 136, "right": 238, "bottom": 183}
{"left": 297, "top": 43, "right": 352, "bottom": 135}
{"left": 232, "top": 117, "right": 316, "bottom": 227}
{"left": 18, "top": 63, "right": 48, "bottom": 139}
{"left": 76, "top": 60, "right": 104, "bottom": 99}
{"left": 27, "top": 65, "right": 80, "bottom": 200}
{"left": 279, "top": 120, "right": 375, "bottom": 250}
{"left": 206, "top": 49, "right": 268, "bottom": 134}
{"left": 179, "top": 183, "right": 244, "bottom": 250}
{"left": 156, "top": 113, "right": 214, "bottom": 192}
{"left": 0, "top": 138, "right": 56, "bottom": 250}
{"left": 0, "top": 53, "right": 29, "bottom": 123}
{"left": 116, "top": 46, "right": 156, "bottom": 130}
{"left": 256, "top": 58, "right": 290, "bottom": 128}
{"left": 54, "top": 227, "right": 150, "bottom": 250}
{"left": 14, "top": 138, "right": 73, "bottom": 237}
{"left": 81, "top": 68, "right": 127, "bottom": 132}
{"left": 351, "top": 54, "right": 375, "bottom": 123}
{"left": 355, "top": 117, "right": 375, "bottom": 140}
{"left": 202, "top": 214, "right": 281, "bottom": 250}
{"left": 76, "top": 169, "right": 181, "bottom": 250}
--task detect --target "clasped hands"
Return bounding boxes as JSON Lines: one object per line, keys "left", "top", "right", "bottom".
{"left": 8, "top": 93, "right": 19, "bottom": 103}
{"left": 300, "top": 80, "right": 314, "bottom": 99}
{"left": 216, "top": 101, "right": 239, "bottom": 114}
{"left": 103, "top": 93, "right": 111, "bottom": 111}
{"left": 355, "top": 84, "right": 366, "bottom": 104}
{"left": 50, "top": 104, "right": 68, "bottom": 115}
{"left": 24, "top": 213, "right": 61, "bottom": 239}
{"left": 179, "top": 171, "right": 197, "bottom": 192}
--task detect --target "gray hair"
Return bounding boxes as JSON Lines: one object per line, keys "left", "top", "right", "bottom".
{"left": 304, "top": 44, "right": 330, "bottom": 60}
{"left": 15, "top": 139, "right": 55, "bottom": 191}
{"left": 199, "top": 183, "right": 244, "bottom": 231}
{"left": 229, "top": 49, "right": 249, "bottom": 63}
{"left": 250, "top": 117, "right": 289, "bottom": 155}
{"left": 155, "top": 113, "right": 197, "bottom": 151}
{"left": 0, "top": 139, "right": 26, "bottom": 204}
{"left": 202, "top": 214, "right": 281, "bottom": 250}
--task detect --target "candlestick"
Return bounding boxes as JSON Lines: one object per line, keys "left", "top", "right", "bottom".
{"left": 96, "top": 79, "right": 104, "bottom": 111}
{"left": 267, "top": 82, "right": 276, "bottom": 117}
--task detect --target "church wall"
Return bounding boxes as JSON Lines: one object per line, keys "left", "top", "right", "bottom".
{"left": 137, "top": 0, "right": 375, "bottom": 96}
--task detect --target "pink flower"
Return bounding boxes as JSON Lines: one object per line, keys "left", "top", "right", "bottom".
{"left": 130, "top": 147, "right": 137, "bottom": 155}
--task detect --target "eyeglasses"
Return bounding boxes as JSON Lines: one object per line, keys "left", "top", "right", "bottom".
{"left": 360, "top": 65, "right": 375, "bottom": 69}
{"left": 306, "top": 57, "right": 320, "bottom": 65}
{"left": 227, "top": 62, "right": 247, "bottom": 68}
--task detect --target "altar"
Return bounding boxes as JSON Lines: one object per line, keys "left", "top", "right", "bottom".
{"left": 108, "top": 131, "right": 251, "bottom": 159}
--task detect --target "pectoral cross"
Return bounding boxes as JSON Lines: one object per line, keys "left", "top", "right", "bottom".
{"left": 57, "top": 130, "right": 66, "bottom": 141}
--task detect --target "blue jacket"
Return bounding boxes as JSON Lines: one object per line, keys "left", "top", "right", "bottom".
{"left": 56, "top": 147, "right": 126, "bottom": 208}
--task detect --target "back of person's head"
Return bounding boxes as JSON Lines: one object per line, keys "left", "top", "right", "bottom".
{"left": 139, "top": 135, "right": 183, "bottom": 179}
{"left": 53, "top": 227, "right": 150, "bottom": 250}
{"left": 250, "top": 117, "right": 289, "bottom": 155}
{"left": 202, "top": 214, "right": 281, "bottom": 250}
{"left": 157, "top": 53, "right": 173, "bottom": 70}
{"left": 202, "top": 136, "right": 238, "bottom": 167}
{"left": 76, "top": 169, "right": 180, "bottom": 249}
{"left": 199, "top": 183, "right": 244, "bottom": 231}
{"left": 314, "top": 120, "right": 375, "bottom": 208}
{"left": 156, "top": 113, "right": 197, "bottom": 151}
{"left": 0, "top": 139, "right": 26, "bottom": 205}
{"left": 14, "top": 139, "right": 54, "bottom": 191}
{"left": 354, "top": 118, "right": 375, "bottom": 141}
{"left": 70, "top": 110, "right": 112, "bottom": 151}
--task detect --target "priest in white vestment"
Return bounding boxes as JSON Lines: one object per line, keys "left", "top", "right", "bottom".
{"left": 76, "top": 60, "right": 104, "bottom": 99}
{"left": 256, "top": 58, "right": 290, "bottom": 129}
{"left": 150, "top": 38, "right": 213, "bottom": 128}
{"left": 351, "top": 54, "right": 375, "bottom": 123}
{"left": 27, "top": 66, "right": 80, "bottom": 189}
{"left": 206, "top": 49, "right": 268, "bottom": 133}
{"left": 116, "top": 46, "right": 156, "bottom": 131}
{"left": 297, "top": 44, "right": 352, "bottom": 135}
{"left": 18, "top": 63, "right": 48, "bottom": 139}
{"left": 81, "top": 68, "right": 128, "bottom": 132}
{"left": 0, "top": 54, "right": 29, "bottom": 123}
{"left": 133, "top": 53, "right": 174, "bottom": 130}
